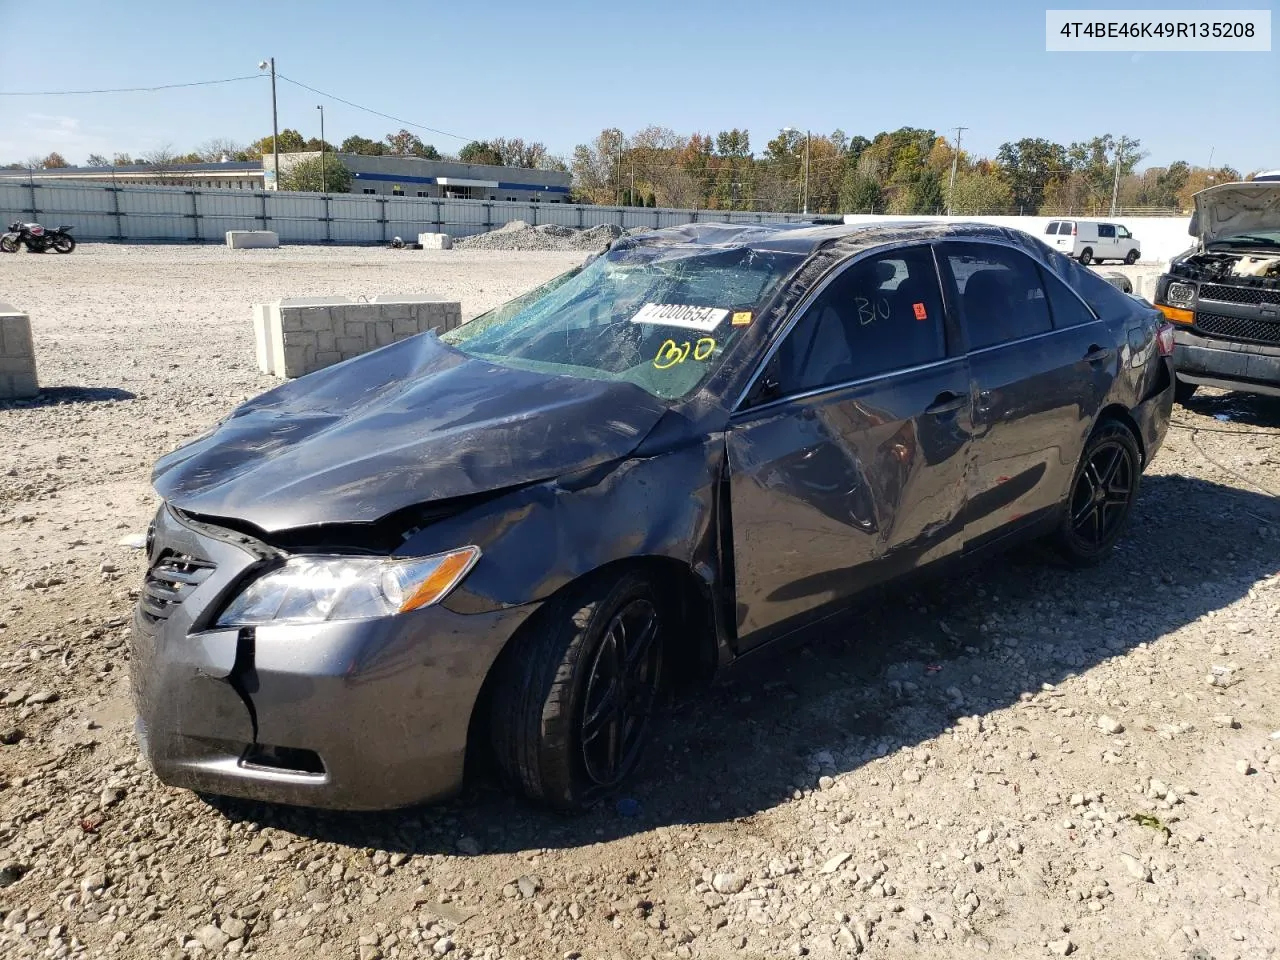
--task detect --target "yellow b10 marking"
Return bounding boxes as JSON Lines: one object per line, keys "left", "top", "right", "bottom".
{"left": 654, "top": 337, "right": 716, "bottom": 369}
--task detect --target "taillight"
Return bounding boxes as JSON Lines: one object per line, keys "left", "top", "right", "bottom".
{"left": 1156, "top": 323, "right": 1175, "bottom": 356}
{"left": 1071, "top": 224, "right": 1077, "bottom": 235}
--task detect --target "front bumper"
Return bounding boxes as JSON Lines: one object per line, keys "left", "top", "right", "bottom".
{"left": 1173, "top": 328, "right": 1280, "bottom": 398}
{"left": 131, "top": 505, "right": 535, "bottom": 810}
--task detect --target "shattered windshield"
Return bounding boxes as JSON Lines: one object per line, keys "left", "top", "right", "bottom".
{"left": 441, "top": 243, "right": 804, "bottom": 400}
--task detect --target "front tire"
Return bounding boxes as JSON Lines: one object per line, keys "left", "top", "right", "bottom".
{"left": 0, "top": 236, "right": 18, "bottom": 253}
{"left": 1078, "top": 248, "right": 1094, "bottom": 265}
{"left": 1051, "top": 421, "right": 1141, "bottom": 567}
{"left": 1124, "top": 249, "right": 1139, "bottom": 265}
{"left": 489, "top": 570, "right": 665, "bottom": 811}
{"left": 52, "top": 234, "right": 75, "bottom": 254}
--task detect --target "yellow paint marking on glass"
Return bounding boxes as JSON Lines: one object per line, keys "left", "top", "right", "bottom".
{"left": 653, "top": 337, "right": 716, "bottom": 369}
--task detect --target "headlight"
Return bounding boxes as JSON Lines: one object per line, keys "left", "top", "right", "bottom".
{"left": 215, "top": 546, "right": 481, "bottom": 627}
{"left": 1165, "top": 282, "right": 1195, "bottom": 307}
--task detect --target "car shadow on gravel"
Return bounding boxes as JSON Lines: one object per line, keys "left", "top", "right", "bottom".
{"left": 0, "top": 386, "right": 135, "bottom": 408}
{"left": 1178, "top": 391, "right": 1280, "bottom": 429}
{"left": 204, "top": 475, "right": 1280, "bottom": 856}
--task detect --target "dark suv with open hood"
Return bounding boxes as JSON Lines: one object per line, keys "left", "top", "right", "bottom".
{"left": 1153, "top": 180, "right": 1280, "bottom": 401}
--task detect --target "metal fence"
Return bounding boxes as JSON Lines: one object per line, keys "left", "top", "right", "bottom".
{"left": 0, "top": 179, "right": 819, "bottom": 244}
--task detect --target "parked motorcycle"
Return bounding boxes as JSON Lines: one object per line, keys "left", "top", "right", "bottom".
{"left": 1, "top": 221, "right": 76, "bottom": 254}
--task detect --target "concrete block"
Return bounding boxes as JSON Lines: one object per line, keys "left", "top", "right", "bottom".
{"left": 335, "top": 337, "right": 367, "bottom": 355}
{"left": 255, "top": 294, "right": 461, "bottom": 378}
{"left": 1, "top": 314, "right": 35, "bottom": 357}
{"left": 226, "top": 230, "right": 279, "bottom": 249}
{"left": 417, "top": 233, "right": 453, "bottom": 250}
{"left": 314, "top": 351, "right": 343, "bottom": 369}
{"left": 0, "top": 304, "right": 38, "bottom": 400}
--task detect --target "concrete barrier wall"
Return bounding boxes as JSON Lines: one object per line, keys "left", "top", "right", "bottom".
{"left": 227, "top": 230, "right": 279, "bottom": 249}
{"left": 842, "top": 214, "right": 1195, "bottom": 264}
{"left": 0, "top": 304, "right": 38, "bottom": 399}
{"left": 255, "top": 295, "right": 462, "bottom": 378}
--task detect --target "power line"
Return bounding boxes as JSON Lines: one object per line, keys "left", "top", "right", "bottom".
{"left": 275, "top": 74, "right": 472, "bottom": 143}
{"left": 0, "top": 75, "right": 265, "bottom": 96}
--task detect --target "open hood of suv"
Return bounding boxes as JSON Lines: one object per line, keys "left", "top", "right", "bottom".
{"left": 1190, "top": 181, "right": 1280, "bottom": 246}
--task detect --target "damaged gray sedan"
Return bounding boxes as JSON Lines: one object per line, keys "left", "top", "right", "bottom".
{"left": 133, "top": 222, "right": 1174, "bottom": 811}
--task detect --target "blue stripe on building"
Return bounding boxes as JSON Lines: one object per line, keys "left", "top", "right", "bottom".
{"left": 351, "top": 171, "right": 569, "bottom": 193}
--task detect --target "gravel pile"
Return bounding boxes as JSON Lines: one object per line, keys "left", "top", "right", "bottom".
{"left": 1, "top": 246, "right": 1279, "bottom": 960}
{"left": 456, "top": 220, "right": 624, "bottom": 252}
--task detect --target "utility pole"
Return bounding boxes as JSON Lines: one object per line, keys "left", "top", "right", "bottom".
{"left": 1110, "top": 135, "right": 1135, "bottom": 216}
{"left": 615, "top": 132, "right": 623, "bottom": 206}
{"left": 947, "top": 126, "right": 968, "bottom": 215}
{"left": 317, "top": 104, "right": 326, "bottom": 194}
{"left": 803, "top": 130, "right": 811, "bottom": 215}
{"left": 258, "top": 58, "right": 279, "bottom": 191}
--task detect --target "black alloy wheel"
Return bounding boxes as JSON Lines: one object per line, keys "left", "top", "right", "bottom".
{"left": 489, "top": 570, "right": 666, "bottom": 810}
{"left": 578, "top": 598, "right": 663, "bottom": 790}
{"left": 1052, "top": 421, "right": 1141, "bottom": 566}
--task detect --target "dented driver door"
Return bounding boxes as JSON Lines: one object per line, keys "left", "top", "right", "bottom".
{"left": 725, "top": 244, "right": 972, "bottom": 652}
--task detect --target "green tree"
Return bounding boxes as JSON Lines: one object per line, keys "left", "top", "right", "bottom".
{"left": 946, "top": 171, "right": 1014, "bottom": 214}
{"left": 459, "top": 140, "right": 504, "bottom": 166}
{"left": 247, "top": 129, "right": 307, "bottom": 157}
{"left": 839, "top": 169, "right": 882, "bottom": 212}
{"left": 279, "top": 155, "right": 352, "bottom": 193}
{"left": 995, "top": 137, "right": 1068, "bottom": 214}
{"left": 340, "top": 135, "right": 386, "bottom": 156}
{"left": 908, "top": 170, "right": 945, "bottom": 214}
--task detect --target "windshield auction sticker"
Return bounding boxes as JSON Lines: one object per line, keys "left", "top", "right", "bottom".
{"left": 631, "top": 303, "right": 729, "bottom": 333}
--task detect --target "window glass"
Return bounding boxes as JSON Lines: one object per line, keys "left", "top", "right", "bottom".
{"left": 1097, "top": 224, "right": 1116, "bottom": 238}
{"left": 945, "top": 243, "right": 1053, "bottom": 348}
{"left": 1045, "top": 221, "right": 1061, "bottom": 235}
{"left": 443, "top": 243, "right": 803, "bottom": 401}
{"left": 1117, "top": 226, "right": 1131, "bottom": 238}
{"left": 772, "top": 246, "right": 946, "bottom": 395}
{"left": 1039, "top": 266, "right": 1097, "bottom": 329}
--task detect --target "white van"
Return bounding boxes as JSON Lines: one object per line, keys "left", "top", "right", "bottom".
{"left": 1043, "top": 220, "right": 1141, "bottom": 265}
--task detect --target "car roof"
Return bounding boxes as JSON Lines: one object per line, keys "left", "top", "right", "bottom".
{"left": 618, "top": 219, "right": 1032, "bottom": 257}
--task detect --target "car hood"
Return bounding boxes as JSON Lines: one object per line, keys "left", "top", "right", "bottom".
{"left": 152, "top": 334, "right": 669, "bottom": 532}
{"left": 1191, "top": 181, "right": 1280, "bottom": 245}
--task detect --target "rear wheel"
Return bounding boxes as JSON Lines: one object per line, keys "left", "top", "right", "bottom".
{"left": 489, "top": 570, "right": 665, "bottom": 811}
{"left": 52, "top": 234, "right": 75, "bottom": 254}
{"left": 1124, "top": 249, "right": 1139, "bottom": 265}
{"left": 1078, "top": 248, "right": 1094, "bottom": 265}
{"left": 1051, "top": 421, "right": 1141, "bottom": 567}
{"left": 1174, "top": 379, "right": 1198, "bottom": 404}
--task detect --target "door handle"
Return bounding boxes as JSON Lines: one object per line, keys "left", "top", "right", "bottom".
{"left": 924, "top": 392, "right": 965, "bottom": 416}
{"left": 1083, "top": 345, "right": 1113, "bottom": 364}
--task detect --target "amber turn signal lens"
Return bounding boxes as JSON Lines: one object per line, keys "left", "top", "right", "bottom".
{"left": 1155, "top": 304, "right": 1194, "bottom": 325}
{"left": 398, "top": 547, "right": 481, "bottom": 612}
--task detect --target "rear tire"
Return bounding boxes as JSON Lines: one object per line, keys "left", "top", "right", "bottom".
{"left": 52, "top": 234, "right": 75, "bottom": 254}
{"left": 1051, "top": 421, "right": 1141, "bottom": 567}
{"left": 489, "top": 570, "right": 665, "bottom": 811}
{"left": 1174, "top": 379, "right": 1198, "bottom": 404}
{"left": 1078, "top": 248, "right": 1094, "bottom": 266}
{"left": 1124, "top": 249, "right": 1139, "bottom": 265}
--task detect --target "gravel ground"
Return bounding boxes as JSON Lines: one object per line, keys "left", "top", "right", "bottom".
{"left": 2, "top": 245, "right": 1280, "bottom": 960}
{"left": 454, "top": 222, "right": 624, "bottom": 252}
